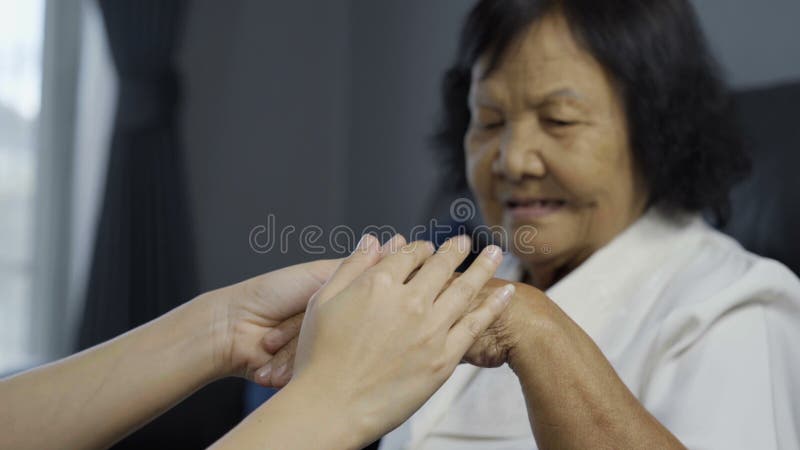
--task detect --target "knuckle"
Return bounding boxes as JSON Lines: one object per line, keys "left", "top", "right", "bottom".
{"left": 407, "top": 299, "right": 427, "bottom": 317}
{"left": 370, "top": 270, "right": 394, "bottom": 288}
{"left": 360, "top": 269, "right": 389, "bottom": 289}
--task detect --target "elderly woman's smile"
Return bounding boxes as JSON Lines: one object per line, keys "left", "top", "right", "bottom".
{"left": 502, "top": 196, "right": 567, "bottom": 220}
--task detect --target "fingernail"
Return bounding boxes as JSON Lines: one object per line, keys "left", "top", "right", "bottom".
{"left": 497, "top": 284, "right": 515, "bottom": 306}
{"left": 355, "top": 234, "right": 376, "bottom": 253}
{"left": 485, "top": 245, "right": 503, "bottom": 262}
{"left": 256, "top": 365, "right": 272, "bottom": 382}
{"left": 273, "top": 363, "right": 287, "bottom": 379}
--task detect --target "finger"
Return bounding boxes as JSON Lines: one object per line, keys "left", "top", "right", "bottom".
{"left": 305, "top": 258, "right": 343, "bottom": 284}
{"left": 253, "top": 363, "right": 273, "bottom": 387}
{"left": 270, "top": 336, "right": 298, "bottom": 387}
{"left": 445, "top": 284, "right": 515, "bottom": 362}
{"left": 274, "top": 353, "right": 296, "bottom": 388}
{"left": 408, "top": 235, "right": 472, "bottom": 299}
{"left": 254, "top": 335, "right": 298, "bottom": 387}
{"left": 262, "top": 312, "right": 304, "bottom": 354}
{"left": 379, "top": 233, "right": 407, "bottom": 256}
{"left": 371, "top": 239, "right": 435, "bottom": 283}
{"left": 315, "top": 234, "right": 381, "bottom": 302}
{"left": 433, "top": 245, "right": 504, "bottom": 325}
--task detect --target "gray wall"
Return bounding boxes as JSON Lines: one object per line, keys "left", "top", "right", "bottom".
{"left": 692, "top": 0, "right": 800, "bottom": 88}
{"left": 180, "top": 0, "right": 351, "bottom": 290}
{"left": 346, "top": 0, "right": 470, "bottom": 234}
{"left": 180, "top": 0, "right": 800, "bottom": 292}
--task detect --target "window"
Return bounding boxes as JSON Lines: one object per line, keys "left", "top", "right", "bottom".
{"left": 0, "top": 0, "right": 45, "bottom": 374}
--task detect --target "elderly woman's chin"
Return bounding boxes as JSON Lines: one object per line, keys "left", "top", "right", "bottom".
{"left": 497, "top": 206, "right": 586, "bottom": 273}
{"left": 507, "top": 225, "right": 565, "bottom": 261}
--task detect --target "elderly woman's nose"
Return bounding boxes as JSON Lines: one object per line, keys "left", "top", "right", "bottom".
{"left": 493, "top": 127, "right": 547, "bottom": 181}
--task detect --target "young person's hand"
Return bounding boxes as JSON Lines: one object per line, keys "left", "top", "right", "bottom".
{"left": 201, "top": 257, "right": 340, "bottom": 383}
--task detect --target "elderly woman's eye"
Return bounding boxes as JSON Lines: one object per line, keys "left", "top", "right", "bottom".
{"left": 542, "top": 118, "right": 576, "bottom": 127}
{"left": 471, "top": 108, "right": 504, "bottom": 130}
{"left": 471, "top": 117, "right": 504, "bottom": 130}
{"left": 481, "top": 121, "right": 505, "bottom": 130}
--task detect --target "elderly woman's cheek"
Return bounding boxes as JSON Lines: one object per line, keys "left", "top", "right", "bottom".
{"left": 465, "top": 138, "right": 502, "bottom": 224}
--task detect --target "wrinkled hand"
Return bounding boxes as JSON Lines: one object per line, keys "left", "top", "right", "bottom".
{"left": 460, "top": 279, "right": 548, "bottom": 368}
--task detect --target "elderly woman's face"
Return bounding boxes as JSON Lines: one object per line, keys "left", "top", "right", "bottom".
{"left": 465, "top": 12, "right": 647, "bottom": 279}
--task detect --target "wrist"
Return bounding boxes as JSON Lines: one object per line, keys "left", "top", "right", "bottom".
{"left": 505, "top": 283, "right": 551, "bottom": 376}
{"left": 279, "top": 374, "right": 369, "bottom": 450}
{"left": 211, "top": 374, "right": 366, "bottom": 450}
{"left": 189, "top": 291, "right": 235, "bottom": 381}
{"left": 505, "top": 312, "right": 534, "bottom": 376}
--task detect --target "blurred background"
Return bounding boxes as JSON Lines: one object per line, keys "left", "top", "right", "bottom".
{"left": 1, "top": 0, "right": 799, "bottom": 448}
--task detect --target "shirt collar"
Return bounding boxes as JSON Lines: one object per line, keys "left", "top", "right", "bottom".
{"left": 498, "top": 207, "right": 706, "bottom": 336}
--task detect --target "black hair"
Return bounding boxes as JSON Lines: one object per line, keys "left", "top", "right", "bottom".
{"left": 435, "top": 0, "right": 750, "bottom": 225}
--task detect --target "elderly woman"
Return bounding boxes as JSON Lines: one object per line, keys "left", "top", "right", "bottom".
{"left": 375, "top": 0, "right": 800, "bottom": 449}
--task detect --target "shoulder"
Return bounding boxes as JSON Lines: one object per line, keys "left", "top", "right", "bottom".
{"left": 654, "top": 221, "right": 800, "bottom": 354}
{"left": 666, "top": 221, "right": 799, "bottom": 306}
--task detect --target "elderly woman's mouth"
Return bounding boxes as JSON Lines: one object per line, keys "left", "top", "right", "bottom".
{"left": 505, "top": 198, "right": 567, "bottom": 219}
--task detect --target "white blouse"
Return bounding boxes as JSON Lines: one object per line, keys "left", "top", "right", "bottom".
{"left": 380, "top": 208, "right": 800, "bottom": 450}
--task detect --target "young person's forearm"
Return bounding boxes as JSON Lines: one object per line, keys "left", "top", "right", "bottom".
{"left": 210, "top": 374, "right": 366, "bottom": 450}
{"left": 0, "top": 295, "right": 224, "bottom": 450}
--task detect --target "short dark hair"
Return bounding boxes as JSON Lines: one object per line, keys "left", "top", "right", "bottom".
{"left": 435, "top": 0, "right": 750, "bottom": 224}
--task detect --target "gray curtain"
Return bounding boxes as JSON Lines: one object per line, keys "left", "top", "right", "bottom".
{"left": 78, "top": 1, "right": 244, "bottom": 447}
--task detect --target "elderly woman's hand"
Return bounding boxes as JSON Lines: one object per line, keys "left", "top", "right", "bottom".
{"left": 457, "top": 279, "right": 543, "bottom": 368}
{"left": 460, "top": 279, "right": 599, "bottom": 372}
{"left": 462, "top": 279, "right": 687, "bottom": 450}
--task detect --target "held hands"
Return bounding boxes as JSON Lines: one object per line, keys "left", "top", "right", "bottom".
{"left": 204, "top": 233, "right": 520, "bottom": 393}
{"left": 205, "top": 236, "right": 681, "bottom": 450}
{"left": 256, "top": 259, "right": 559, "bottom": 387}
{"left": 271, "top": 233, "right": 515, "bottom": 441}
